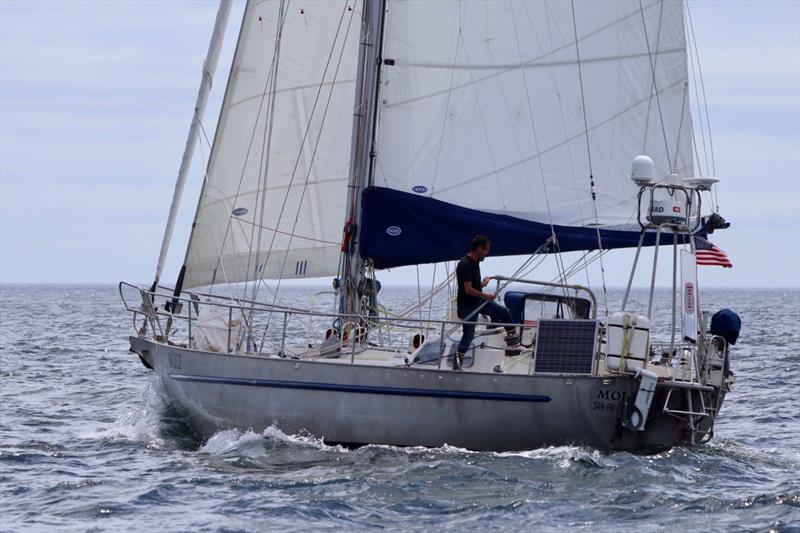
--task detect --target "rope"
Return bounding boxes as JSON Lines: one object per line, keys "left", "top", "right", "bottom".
{"left": 570, "top": 0, "right": 609, "bottom": 317}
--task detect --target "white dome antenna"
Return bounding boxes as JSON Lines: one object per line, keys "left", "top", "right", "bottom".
{"left": 684, "top": 176, "right": 720, "bottom": 190}
{"left": 631, "top": 155, "right": 655, "bottom": 185}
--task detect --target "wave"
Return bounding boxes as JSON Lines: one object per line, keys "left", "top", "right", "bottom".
{"left": 194, "top": 424, "right": 617, "bottom": 472}
{"left": 199, "top": 425, "right": 349, "bottom": 456}
{"left": 77, "top": 378, "right": 197, "bottom": 450}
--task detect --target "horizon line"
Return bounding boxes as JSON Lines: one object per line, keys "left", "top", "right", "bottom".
{"left": 1, "top": 281, "right": 798, "bottom": 290}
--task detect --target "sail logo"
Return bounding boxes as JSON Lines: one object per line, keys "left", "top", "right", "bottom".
{"left": 386, "top": 226, "right": 402, "bottom": 236}
{"left": 232, "top": 207, "right": 248, "bottom": 216}
{"left": 412, "top": 185, "right": 428, "bottom": 194}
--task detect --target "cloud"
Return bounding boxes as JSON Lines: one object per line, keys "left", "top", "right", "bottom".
{"left": 1, "top": 0, "right": 797, "bottom": 287}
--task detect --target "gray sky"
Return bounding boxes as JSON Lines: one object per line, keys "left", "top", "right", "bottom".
{"left": 1, "top": 0, "right": 798, "bottom": 288}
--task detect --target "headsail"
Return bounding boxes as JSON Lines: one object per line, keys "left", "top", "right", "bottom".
{"left": 182, "top": 0, "right": 361, "bottom": 289}
{"left": 360, "top": 0, "right": 694, "bottom": 268}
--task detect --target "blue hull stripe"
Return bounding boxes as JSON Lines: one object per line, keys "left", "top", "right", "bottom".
{"left": 170, "top": 373, "right": 551, "bottom": 403}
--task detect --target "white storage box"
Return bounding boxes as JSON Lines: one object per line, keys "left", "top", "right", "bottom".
{"left": 606, "top": 312, "right": 650, "bottom": 373}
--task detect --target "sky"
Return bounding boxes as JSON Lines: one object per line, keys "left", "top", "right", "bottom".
{"left": 1, "top": 0, "right": 798, "bottom": 289}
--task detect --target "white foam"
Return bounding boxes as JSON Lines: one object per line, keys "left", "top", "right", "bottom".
{"left": 198, "top": 424, "right": 349, "bottom": 455}
{"left": 496, "top": 445, "right": 617, "bottom": 469}
{"left": 78, "top": 379, "right": 168, "bottom": 448}
{"left": 199, "top": 428, "right": 264, "bottom": 455}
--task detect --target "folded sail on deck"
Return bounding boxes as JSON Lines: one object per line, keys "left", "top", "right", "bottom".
{"left": 182, "top": 0, "right": 361, "bottom": 289}
{"left": 361, "top": 0, "right": 693, "bottom": 267}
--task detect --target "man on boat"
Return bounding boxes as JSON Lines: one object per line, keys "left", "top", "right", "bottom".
{"left": 454, "top": 235, "right": 520, "bottom": 370}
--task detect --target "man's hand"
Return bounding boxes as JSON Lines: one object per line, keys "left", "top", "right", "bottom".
{"left": 484, "top": 293, "right": 496, "bottom": 302}
{"left": 481, "top": 276, "right": 490, "bottom": 287}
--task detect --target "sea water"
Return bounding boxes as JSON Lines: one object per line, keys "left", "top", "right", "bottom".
{"left": 1, "top": 285, "right": 798, "bottom": 532}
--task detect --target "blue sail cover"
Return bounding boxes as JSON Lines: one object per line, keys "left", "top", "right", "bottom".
{"left": 360, "top": 187, "right": 693, "bottom": 269}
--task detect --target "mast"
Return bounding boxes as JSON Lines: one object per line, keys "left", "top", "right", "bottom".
{"left": 151, "top": 0, "right": 232, "bottom": 290}
{"left": 340, "top": 0, "right": 386, "bottom": 315}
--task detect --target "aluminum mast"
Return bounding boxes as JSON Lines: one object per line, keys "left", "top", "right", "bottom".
{"left": 340, "top": 0, "right": 386, "bottom": 315}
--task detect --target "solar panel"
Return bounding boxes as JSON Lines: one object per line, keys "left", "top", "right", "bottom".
{"left": 534, "top": 319, "right": 598, "bottom": 374}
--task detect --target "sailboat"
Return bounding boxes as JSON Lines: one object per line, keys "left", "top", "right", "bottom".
{"left": 122, "top": 0, "right": 739, "bottom": 452}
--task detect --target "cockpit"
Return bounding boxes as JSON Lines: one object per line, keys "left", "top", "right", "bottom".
{"left": 503, "top": 290, "right": 592, "bottom": 323}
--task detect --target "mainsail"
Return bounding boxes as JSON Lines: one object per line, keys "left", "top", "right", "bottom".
{"left": 178, "top": 0, "right": 696, "bottom": 287}
{"left": 182, "top": 0, "right": 361, "bottom": 289}
{"left": 360, "top": 0, "right": 694, "bottom": 268}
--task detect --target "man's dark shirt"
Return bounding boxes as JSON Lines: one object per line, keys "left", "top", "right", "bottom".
{"left": 456, "top": 254, "right": 482, "bottom": 315}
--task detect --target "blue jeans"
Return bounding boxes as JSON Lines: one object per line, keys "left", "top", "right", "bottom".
{"left": 457, "top": 301, "right": 515, "bottom": 354}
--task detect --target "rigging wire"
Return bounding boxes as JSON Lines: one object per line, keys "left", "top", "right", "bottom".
{"left": 527, "top": 1, "right": 593, "bottom": 290}
{"left": 205, "top": 0, "right": 292, "bottom": 292}
{"left": 640, "top": 0, "right": 666, "bottom": 158}
{"left": 191, "top": 114, "right": 247, "bottom": 315}
{"left": 508, "top": 1, "right": 569, "bottom": 294}
{"left": 685, "top": 0, "right": 719, "bottom": 211}
{"left": 684, "top": 10, "right": 711, "bottom": 177}
{"left": 426, "top": 262, "right": 438, "bottom": 324}
{"left": 569, "top": 0, "right": 609, "bottom": 316}
{"left": 254, "top": 1, "right": 358, "bottom": 351}
{"left": 429, "top": 11, "right": 463, "bottom": 195}
{"left": 637, "top": 0, "right": 673, "bottom": 170}
{"left": 252, "top": 0, "right": 354, "bottom": 300}
{"left": 246, "top": 0, "right": 286, "bottom": 305}
{"left": 673, "top": 81, "right": 690, "bottom": 174}
{"left": 243, "top": 0, "right": 287, "bottom": 322}
{"left": 415, "top": 265, "right": 423, "bottom": 323}
{"left": 457, "top": 27, "right": 508, "bottom": 209}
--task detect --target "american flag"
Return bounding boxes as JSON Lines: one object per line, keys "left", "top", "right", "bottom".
{"left": 695, "top": 236, "right": 733, "bottom": 268}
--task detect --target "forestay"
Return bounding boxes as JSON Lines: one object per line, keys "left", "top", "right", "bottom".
{"left": 182, "top": 0, "right": 361, "bottom": 289}
{"left": 361, "top": 0, "right": 694, "bottom": 267}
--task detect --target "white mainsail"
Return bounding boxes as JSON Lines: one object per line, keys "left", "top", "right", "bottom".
{"left": 372, "top": 0, "right": 693, "bottom": 227}
{"left": 182, "top": 0, "right": 361, "bottom": 289}
{"left": 181, "top": 0, "right": 695, "bottom": 288}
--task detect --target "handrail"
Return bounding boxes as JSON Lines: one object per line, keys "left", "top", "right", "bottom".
{"left": 155, "top": 283, "right": 308, "bottom": 314}
{"left": 120, "top": 280, "right": 708, "bottom": 385}
{"left": 120, "top": 281, "right": 545, "bottom": 330}
{"left": 489, "top": 276, "right": 598, "bottom": 319}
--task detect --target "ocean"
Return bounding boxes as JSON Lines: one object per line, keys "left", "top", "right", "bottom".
{"left": 1, "top": 285, "right": 798, "bottom": 532}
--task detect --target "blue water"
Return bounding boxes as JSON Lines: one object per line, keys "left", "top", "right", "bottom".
{"left": 1, "top": 285, "right": 798, "bottom": 532}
